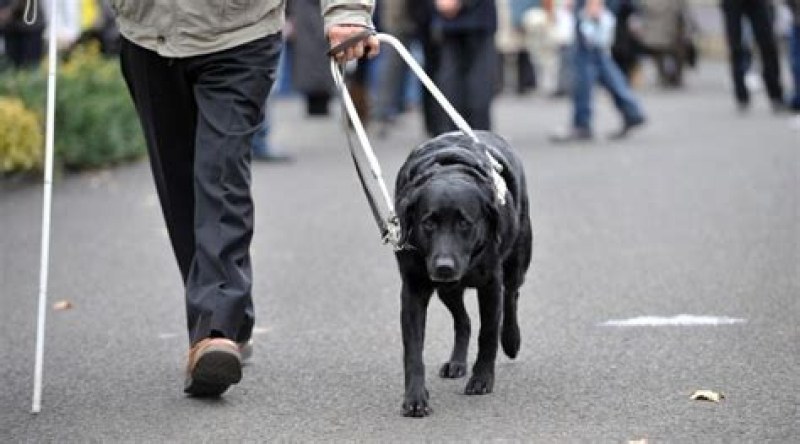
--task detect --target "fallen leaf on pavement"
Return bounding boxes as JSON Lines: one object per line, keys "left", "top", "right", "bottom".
{"left": 53, "top": 300, "right": 73, "bottom": 311}
{"left": 690, "top": 389, "right": 724, "bottom": 402}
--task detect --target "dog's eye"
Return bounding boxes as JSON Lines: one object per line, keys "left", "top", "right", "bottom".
{"left": 421, "top": 219, "right": 436, "bottom": 232}
{"left": 457, "top": 219, "right": 473, "bottom": 231}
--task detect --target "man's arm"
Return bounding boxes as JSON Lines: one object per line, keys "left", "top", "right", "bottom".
{"left": 321, "top": 0, "right": 380, "bottom": 61}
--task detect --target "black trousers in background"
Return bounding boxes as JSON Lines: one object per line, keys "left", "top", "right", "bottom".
{"left": 436, "top": 30, "right": 497, "bottom": 135}
{"left": 120, "top": 35, "right": 281, "bottom": 346}
{"left": 720, "top": 0, "right": 784, "bottom": 104}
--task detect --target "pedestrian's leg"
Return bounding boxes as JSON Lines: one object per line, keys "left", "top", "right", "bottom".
{"left": 721, "top": 0, "right": 750, "bottom": 105}
{"left": 374, "top": 33, "right": 413, "bottom": 124}
{"left": 517, "top": 48, "right": 536, "bottom": 93}
{"left": 790, "top": 25, "right": 800, "bottom": 109}
{"left": 119, "top": 38, "right": 198, "bottom": 284}
{"left": 653, "top": 51, "right": 670, "bottom": 87}
{"left": 571, "top": 46, "right": 596, "bottom": 132}
{"left": 437, "top": 34, "right": 468, "bottom": 134}
{"left": 597, "top": 51, "right": 644, "bottom": 123}
{"left": 745, "top": 0, "right": 785, "bottom": 105}
{"left": 464, "top": 31, "right": 497, "bottom": 131}
{"left": 596, "top": 51, "right": 645, "bottom": 140}
{"left": 671, "top": 46, "right": 685, "bottom": 87}
{"left": 421, "top": 32, "right": 445, "bottom": 137}
{"left": 554, "top": 45, "right": 573, "bottom": 96}
{"left": 184, "top": 35, "right": 281, "bottom": 346}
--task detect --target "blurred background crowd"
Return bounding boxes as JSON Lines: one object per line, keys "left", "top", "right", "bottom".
{"left": 0, "top": 0, "right": 799, "bottom": 171}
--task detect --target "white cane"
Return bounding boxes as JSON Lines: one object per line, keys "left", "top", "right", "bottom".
{"left": 30, "top": 0, "right": 58, "bottom": 414}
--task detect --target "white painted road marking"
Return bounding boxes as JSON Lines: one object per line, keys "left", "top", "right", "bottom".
{"left": 600, "top": 315, "right": 746, "bottom": 327}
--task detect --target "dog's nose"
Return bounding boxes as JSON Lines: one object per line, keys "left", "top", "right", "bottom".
{"left": 433, "top": 256, "right": 457, "bottom": 281}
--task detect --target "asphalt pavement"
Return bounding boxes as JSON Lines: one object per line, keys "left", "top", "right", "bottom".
{"left": 1, "top": 62, "right": 798, "bottom": 442}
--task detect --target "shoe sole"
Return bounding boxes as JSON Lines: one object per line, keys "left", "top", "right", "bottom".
{"left": 184, "top": 346, "right": 242, "bottom": 397}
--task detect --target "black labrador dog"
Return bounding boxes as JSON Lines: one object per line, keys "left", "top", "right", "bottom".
{"left": 394, "top": 130, "right": 532, "bottom": 417}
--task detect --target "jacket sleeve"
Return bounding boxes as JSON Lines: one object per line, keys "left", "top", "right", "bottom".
{"left": 320, "top": 0, "right": 375, "bottom": 33}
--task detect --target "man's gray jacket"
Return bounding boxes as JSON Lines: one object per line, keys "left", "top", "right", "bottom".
{"left": 109, "top": 0, "right": 374, "bottom": 57}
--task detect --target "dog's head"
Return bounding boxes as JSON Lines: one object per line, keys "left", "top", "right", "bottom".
{"left": 398, "top": 167, "right": 500, "bottom": 283}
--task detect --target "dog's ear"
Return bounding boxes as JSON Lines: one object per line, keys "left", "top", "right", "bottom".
{"left": 396, "top": 186, "right": 420, "bottom": 247}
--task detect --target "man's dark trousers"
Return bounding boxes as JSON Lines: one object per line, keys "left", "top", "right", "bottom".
{"left": 120, "top": 35, "right": 281, "bottom": 346}
{"left": 720, "top": 0, "right": 784, "bottom": 105}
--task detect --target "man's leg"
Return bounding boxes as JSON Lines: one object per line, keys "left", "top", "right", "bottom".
{"left": 572, "top": 46, "right": 596, "bottom": 133}
{"left": 464, "top": 31, "right": 497, "bottom": 131}
{"left": 437, "top": 33, "right": 469, "bottom": 135}
{"left": 597, "top": 50, "right": 645, "bottom": 125}
{"left": 374, "top": 33, "right": 412, "bottom": 123}
{"left": 119, "top": 38, "right": 198, "bottom": 284}
{"left": 721, "top": 0, "right": 749, "bottom": 106}
{"left": 790, "top": 25, "right": 800, "bottom": 110}
{"left": 744, "top": 0, "right": 785, "bottom": 105}
{"left": 184, "top": 35, "right": 281, "bottom": 346}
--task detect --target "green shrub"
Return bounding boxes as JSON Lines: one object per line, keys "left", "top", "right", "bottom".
{"left": 0, "top": 97, "right": 42, "bottom": 172}
{"left": 0, "top": 45, "right": 145, "bottom": 171}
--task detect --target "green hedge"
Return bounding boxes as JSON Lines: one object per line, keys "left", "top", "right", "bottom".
{"left": 0, "top": 45, "right": 145, "bottom": 172}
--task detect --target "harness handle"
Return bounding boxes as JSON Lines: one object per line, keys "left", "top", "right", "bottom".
{"left": 326, "top": 28, "right": 376, "bottom": 58}
{"left": 329, "top": 33, "right": 501, "bottom": 249}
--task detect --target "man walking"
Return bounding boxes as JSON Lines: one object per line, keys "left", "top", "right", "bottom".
{"left": 552, "top": 0, "right": 645, "bottom": 142}
{"left": 720, "top": 0, "right": 785, "bottom": 111}
{"left": 111, "top": 0, "right": 378, "bottom": 397}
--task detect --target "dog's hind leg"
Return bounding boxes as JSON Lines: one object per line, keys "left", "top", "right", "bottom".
{"left": 501, "top": 287, "right": 521, "bottom": 359}
{"left": 465, "top": 278, "right": 502, "bottom": 395}
{"left": 437, "top": 288, "right": 470, "bottom": 379}
{"left": 401, "top": 282, "right": 434, "bottom": 417}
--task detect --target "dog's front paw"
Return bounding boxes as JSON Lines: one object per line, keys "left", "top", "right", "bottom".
{"left": 402, "top": 388, "right": 432, "bottom": 418}
{"left": 439, "top": 361, "right": 467, "bottom": 379}
{"left": 464, "top": 372, "right": 494, "bottom": 395}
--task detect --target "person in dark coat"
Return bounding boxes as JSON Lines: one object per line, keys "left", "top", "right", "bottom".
{"left": 433, "top": 0, "right": 499, "bottom": 135}
{"left": 0, "top": 0, "right": 45, "bottom": 68}
{"left": 720, "top": 0, "right": 785, "bottom": 111}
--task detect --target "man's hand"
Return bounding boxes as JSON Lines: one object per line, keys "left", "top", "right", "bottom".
{"left": 327, "top": 25, "right": 380, "bottom": 62}
{"left": 435, "top": 0, "right": 461, "bottom": 19}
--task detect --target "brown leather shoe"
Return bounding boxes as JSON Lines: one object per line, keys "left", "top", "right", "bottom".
{"left": 184, "top": 338, "right": 242, "bottom": 397}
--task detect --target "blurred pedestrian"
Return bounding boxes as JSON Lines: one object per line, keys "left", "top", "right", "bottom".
{"left": 610, "top": 0, "right": 641, "bottom": 83}
{"left": 497, "top": 0, "right": 537, "bottom": 95}
{"left": 434, "top": 0, "right": 499, "bottom": 134}
{"left": 252, "top": 101, "right": 294, "bottom": 163}
{"left": 112, "top": 0, "right": 378, "bottom": 397}
{"left": 252, "top": 33, "right": 294, "bottom": 163}
{"left": 552, "top": 0, "right": 645, "bottom": 142}
{"left": 373, "top": 0, "right": 416, "bottom": 135}
{"left": 288, "top": 0, "right": 334, "bottom": 116}
{"left": 633, "top": 0, "right": 697, "bottom": 89}
{"left": 408, "top": 0, "right": 445, "bottom": 136}
{"left": 522, "top": 0, "right": 575, "bottom": 97}
{"left": 0, "top": 0, "right": 45, "bottom": 68}
{"left": 44, "top": 0, "right": 81, "bottom": 50}
{"left": 720, "top": 0, "right": 785, "bottom": 112}
{"left": 73, "top": 0, "right": 120, "bottom": 56}
{"left": 788, "top": 0, "right": 800, "bottom": 111}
